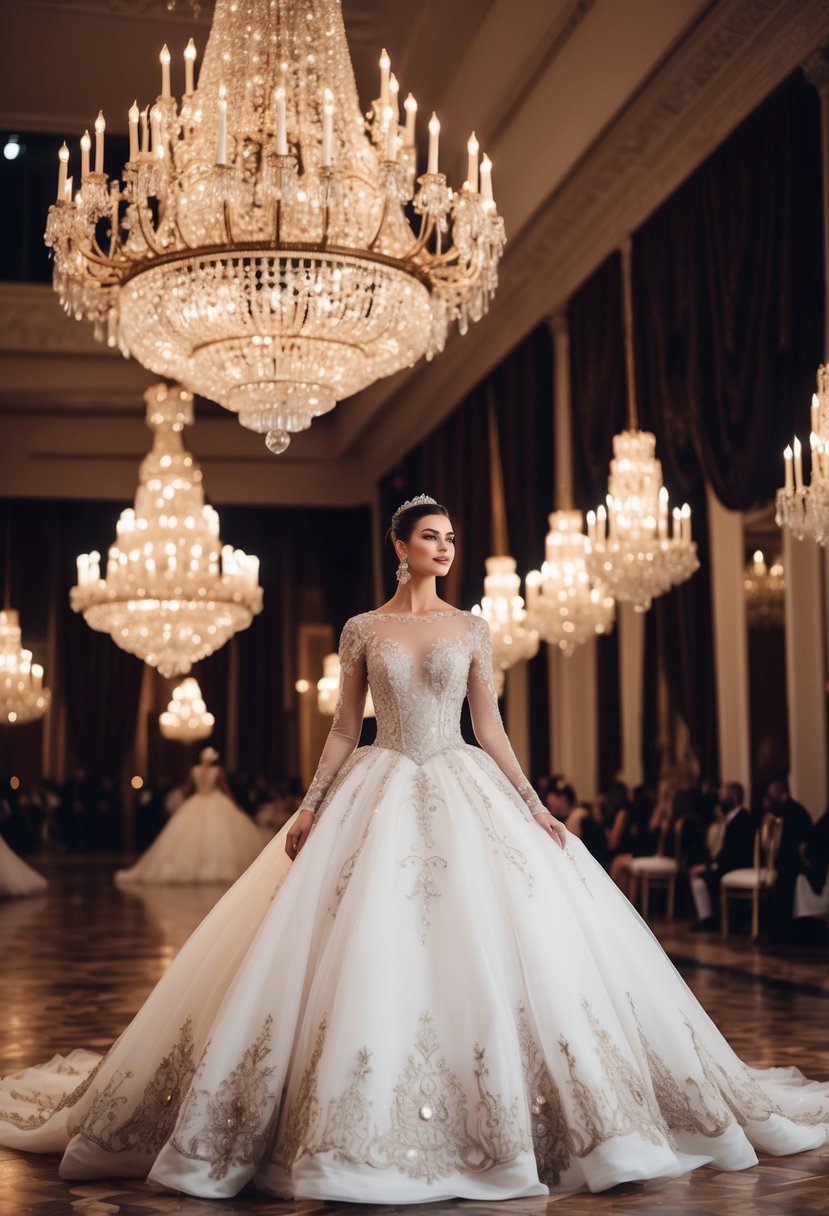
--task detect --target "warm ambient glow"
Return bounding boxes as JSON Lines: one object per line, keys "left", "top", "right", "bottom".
{"left": 777, "top": 365, "right": 829, "bottom": 545}
{"left": 70, "top": 383, "right": 262, "bottom": 678}
{"left": 471, "top": 558, "right": 539, "bottom": 696}
{"left": 159, "top": 677, "right": 215, "bottom": 742}
{"left": 43, "top": 0, "right": 506, "bottom": 454}
{"left": 0, "top": 609, "right": 51, "bottom": 726}
{"left": 526, "top": 510, "right": 615, "bottom": 656}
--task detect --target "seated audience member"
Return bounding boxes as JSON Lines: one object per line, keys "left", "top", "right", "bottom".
{"left": 607, "top": 783, "right": 670, "bottom": 909}
{"left": 799, "top": 806, "right": 829, "bottom": 899}
{"left": 566, "top": 800, "right": 611, "bottom": 868}
{"left": 688, "top": 781, "right": 754, "bottom": 931}
{"left": 765, "top": 779, "right": 813, "bottom": 940}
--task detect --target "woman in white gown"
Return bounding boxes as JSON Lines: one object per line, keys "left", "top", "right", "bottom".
{"left": 115, "top": 748, "right": 266, "bottom": 886}
{"left": 0, "top": 834, "right": 48, "bottom": 898}
{"left": 0, "top": 496, "right": 827, "bottom": 1203}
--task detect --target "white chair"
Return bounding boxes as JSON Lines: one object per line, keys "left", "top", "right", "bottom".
{"left": 720, "top": 815, "right": 782, "bottom": 940}
{"left": 793, "top": 872, "right": 829, "bottom": 921}
{"left": 630, "top": 818, "right": 684, "bottom": 922}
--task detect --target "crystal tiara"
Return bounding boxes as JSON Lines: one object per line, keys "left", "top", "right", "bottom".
{"left": 391, "top": 494, "right": 438, "bottom": 525}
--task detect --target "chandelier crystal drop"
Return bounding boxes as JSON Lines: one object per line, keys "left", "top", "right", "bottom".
{"left": 0, "top": 610, "right": 51, "bottom": 726}
{"left": 525, "top": 511, "right": 615, "bottom": 656}
{"left": 159, "top": 676, "right": 216, "bottom": 741}
{"left": 471, "top": 557, "right": 539, "bottom": 697}
{"left": 43, "top": 1, "right": 506, "bottom": 452}
{"left": 317, "top": 652, "right": 375, "bottom": 718}
{"left": 776, "top": 365, "right": 829, "bottom": 545}
{"left": 70, "top": 383, "right": 263, "bottom": 677}
{"left": 585, "top": 430, "right": 699, "bottom": 613}
{"left": 744, "top": 550, "right": 785, "bottom": 630}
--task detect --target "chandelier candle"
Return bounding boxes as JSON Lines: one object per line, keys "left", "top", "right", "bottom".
{"left": 184, "top": 39, "right": 197, "bottom": 95}
{"left": 43, "top": 0, "right": 505, "bottom": 453}
{"left": 777, "top": 364, "right": 829, "bottom": 545}
{"left": 94, "top": 111, "right": 105, "bottom": 173}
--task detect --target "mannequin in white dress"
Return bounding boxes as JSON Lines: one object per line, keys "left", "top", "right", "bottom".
{"left": 115, "top": 748, "right": 266, "bottom": 885}
{"left": 0, "top": 496, "right": 826, "bottom": 1204}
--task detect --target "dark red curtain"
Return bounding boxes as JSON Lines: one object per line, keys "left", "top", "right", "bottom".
{"left": 635, "top": 71, "right": 822, "bottom": 511}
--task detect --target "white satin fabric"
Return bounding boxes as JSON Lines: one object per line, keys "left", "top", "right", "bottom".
{"left": 0, "top": 612, "right": 827, "bottom": 1203}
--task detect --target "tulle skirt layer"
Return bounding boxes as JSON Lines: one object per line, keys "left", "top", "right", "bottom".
{"left": 1, "top": 744, "right": 827, "bottom": 1203}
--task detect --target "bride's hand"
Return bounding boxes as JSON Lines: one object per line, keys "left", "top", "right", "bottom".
{"left": 533, "top": 811, "right": 567, "bottom": 848}
{"left": 285, "top": 809, "right": 315, "bottom": 859}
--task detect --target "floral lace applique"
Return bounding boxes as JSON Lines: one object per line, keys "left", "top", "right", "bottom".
{"left": 401, "top": 769, "right": 448, "bottom": 943}
{"left": 172, "top": 1016, "right": 277, "bottom": 1181}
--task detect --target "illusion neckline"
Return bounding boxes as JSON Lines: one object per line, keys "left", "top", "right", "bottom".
{"left": 367, "top": 609, "right": 465, "bottom": 621}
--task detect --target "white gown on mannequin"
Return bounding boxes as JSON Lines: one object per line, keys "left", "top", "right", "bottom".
{"left": 115, "top": 764, "right": 266, "bottom": 886}
{"left": 0, "top": 609, "right": 827, "bottom": 1203}
{"left": 0, "top": 835, "right": 48, "bottom": 898}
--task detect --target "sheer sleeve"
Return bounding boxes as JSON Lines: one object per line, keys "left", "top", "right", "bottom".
{"left": 299, "top": 616, "right": 368, "bottom": 817}
{"left": 466, "top": 616, "right": 545, "bottom": 819}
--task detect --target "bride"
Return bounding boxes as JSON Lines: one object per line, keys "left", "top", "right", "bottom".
{"left": 0, "top": 495, "right": 827, "bottom": 1203}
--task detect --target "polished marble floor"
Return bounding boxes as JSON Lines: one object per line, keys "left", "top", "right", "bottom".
{"left": 1, "top": 855, "right": 828, "bottom": 1215}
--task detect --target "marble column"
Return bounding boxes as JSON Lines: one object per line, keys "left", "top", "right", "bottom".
{"left": 706, "top": 486, "right": 751, "bottom": 797}
{"left": 546, "top": 312, "right": 600, "bottom": 797}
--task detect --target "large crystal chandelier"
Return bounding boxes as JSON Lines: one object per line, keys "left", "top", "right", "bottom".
{"left": 43, "top": 1, "right": 506, "bottom": 454}
{"left": 71, "top": 383, "right": 262, "bottom": 677}
{"left": 317, "top": 652, "right": 374, "bottom": 717}
{"left": 0, "top": 610, "right": 51, "bottom": 726}
{"left": 526, "top": 510, "right": 615, "bottom": 656}
{"left": 744, "top": 550, "right": 784, "bottom": 630}
{"left": 471, "top": 557, "right": 539, "bottom": 696}
{"left": 159, "top": 676, "right": 215, "bottom": 741}
{"left": 586, "top": 243, "right": 698, "bottom": 613}
{"left": 776, "top": 365, "right": 829, "bottom": 545}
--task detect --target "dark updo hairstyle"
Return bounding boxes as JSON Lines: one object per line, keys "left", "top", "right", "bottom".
{"left": 386, "top": 499, "right": 450, "bottom": 549}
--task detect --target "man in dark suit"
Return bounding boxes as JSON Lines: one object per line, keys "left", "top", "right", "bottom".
{"left": 765, "top": 779, "right": 813, "bottom": 940}
{"left": 689, "top": 781, "right": 755, "bottom": 931}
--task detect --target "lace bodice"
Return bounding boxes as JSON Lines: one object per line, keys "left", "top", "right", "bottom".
{"left": 192, "top": 765, "right": 221, "bottom": 795}
{"left": 300, "top": 610, "right": 544, "bottom": 820}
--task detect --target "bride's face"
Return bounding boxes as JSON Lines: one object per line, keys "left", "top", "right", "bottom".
{"left": 400, "top": 514, "right": 455, "bottom": 578}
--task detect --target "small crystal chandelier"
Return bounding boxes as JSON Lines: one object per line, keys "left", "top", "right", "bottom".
{"left": 526, "top": 510, "right": 615, "bottom": 656}
{"left": 585, "top": 243, "right": 698, "bottom": 613}
{"left": 71, "top": 383, "right": 262, "bottom": 677}
{"left": 471, "top": 557, "right": 539, "bottom": 697}
{"left": 317, "top": 652, "right": 375, "bottom": 718}
{"left": 776, "top": 365, "right": 829, "bottom": 545}
{"left": 159, "top": 676, "right": 215, "bottom": 741}
{"left": 0, "top": 610, "right": 51, "bottom": 726}
{"left": 43, "top": 0, "right": 505, "bottom": 454}
{"left": 744, "top": 550, "right": 784, "bottom": 630}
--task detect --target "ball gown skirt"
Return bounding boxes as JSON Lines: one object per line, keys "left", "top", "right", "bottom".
{"left": 0, "top": 610, "right": 826, "bottom": 1204}
{"left": 114, "top": 787, "right": 267, "bottom": 886}
{"left": 0, "top": 835, "right": 48, "bottom": 898}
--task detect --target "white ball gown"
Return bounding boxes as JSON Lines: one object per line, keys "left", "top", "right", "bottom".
{"left": 115, "top": 764, "right": 266, "bottom": 885}
{"left": 0, "top": 834, "right": 48, "bottom": 898}
{"left": 0, "top": 609, "right": 827, "bottom": 1202}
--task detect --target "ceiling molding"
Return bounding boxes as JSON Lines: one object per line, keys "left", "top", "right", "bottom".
{"left": 345, "top": 0, "right": 829, "bottom": 481}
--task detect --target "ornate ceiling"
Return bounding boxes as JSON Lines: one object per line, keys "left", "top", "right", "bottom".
{"left": 1, "top": 0, "right": 828, "bottom": 506}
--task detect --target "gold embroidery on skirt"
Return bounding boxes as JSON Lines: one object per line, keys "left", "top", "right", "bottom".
{"left": 271, "top": 1016, "right": 326, "bottom": 1168}
{"left": 0, "top": 1054, "right": 107, "bottom": 1132}
{"left": 444, "top": 750, "right": 535, "bottom": 891}
{"left": 171, "top": 1015, "right": 277, "bottom": 1180}
{"left": 73, "top": 1018, "right": 196, "bottom": 1153}
{"left": 401, "top": 769, "right": 448, "bottom": 944}
{"left": 517, "top": 1004, "right": 573, "bottom": 1185}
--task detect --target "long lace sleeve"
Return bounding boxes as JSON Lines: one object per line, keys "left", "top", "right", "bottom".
{"left": 299, "top": 616, "right": 368, "bottom": 817}
{"left": 466, "top": 616, "right": 546, "bottom": 819}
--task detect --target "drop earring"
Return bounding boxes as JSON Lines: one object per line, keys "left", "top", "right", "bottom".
{"left": 396, "top": 555, "right": 411, "bottom": 584}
